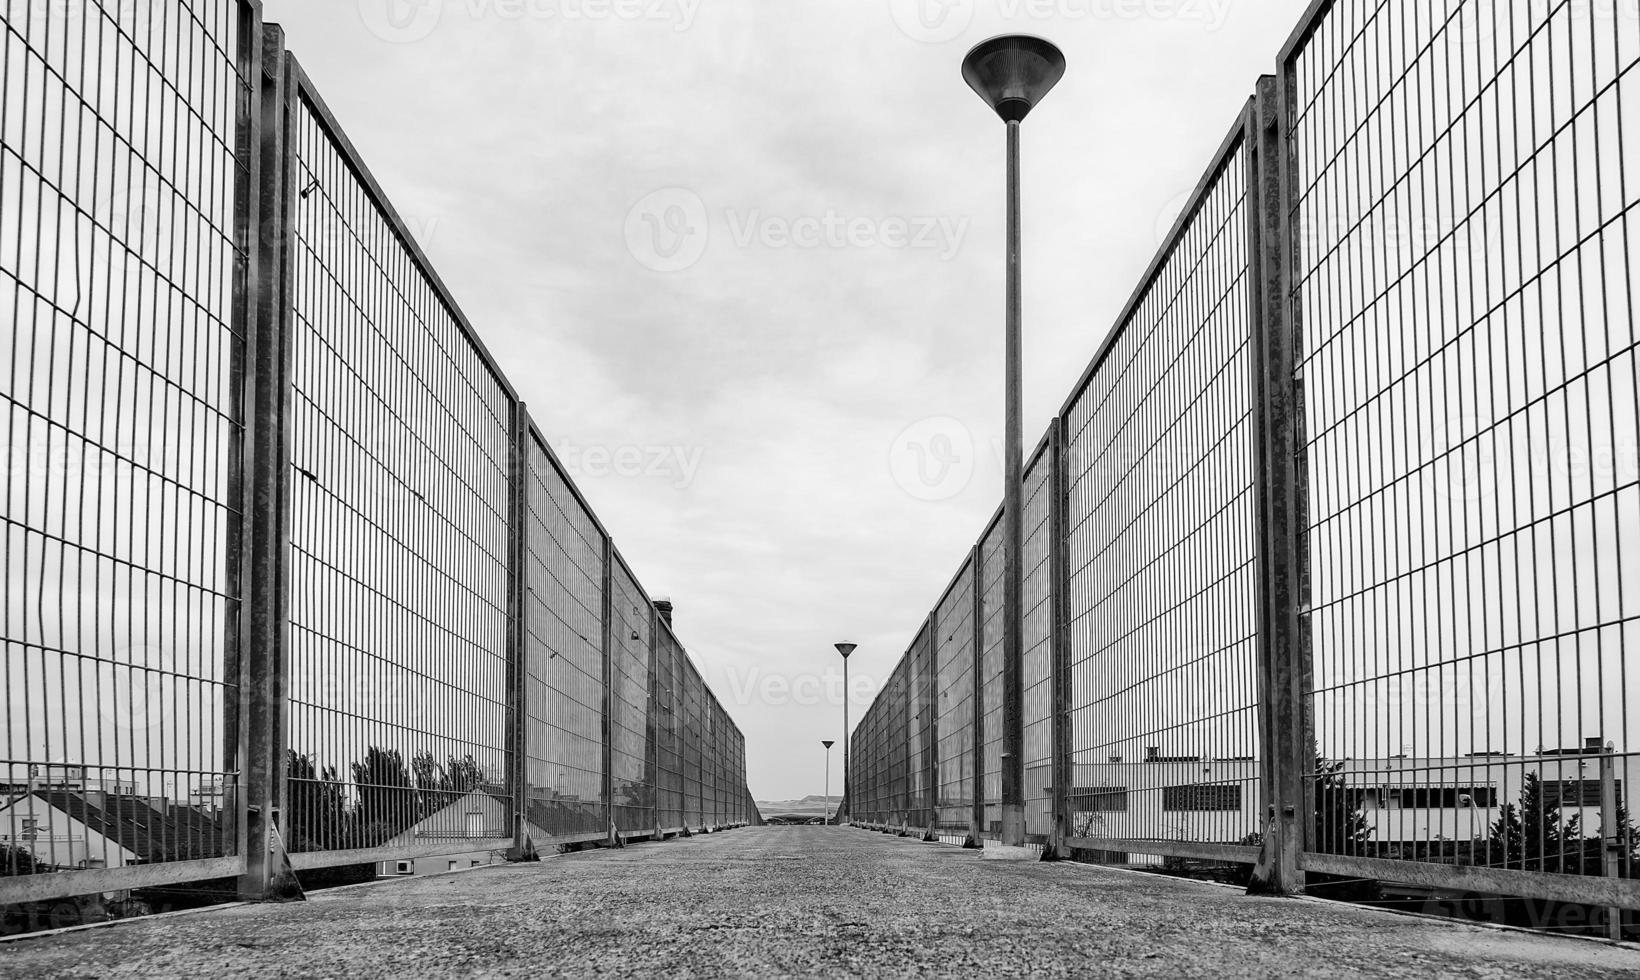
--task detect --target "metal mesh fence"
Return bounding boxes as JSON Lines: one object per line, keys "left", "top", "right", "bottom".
{"left": 523, "top": 434, "right": 603, "bottom": 841}
{"left": 1064, "top": 128, "right": 1261, "bottom": 853}
{"left": 652, "top": 628, "right": 682, "bottom": 831}
{"left": 978, "top": 520, "right": 1004, "bottom": 835}
{"left": 609, "top": 557, "right": 651, "bottom": 833}
{"left": 1, "top": 2, "right": 753, "bottom": 913}
{"left": 1, "top": 0, "right": 247, "bottom": 885}
{"left": 1288, "top": 0, "right": 1640, "bottom": 877}
{"left": 285, "top": 76, "right": 516, "bottom": 857}
{"left": 1021, "top": 448, "right": 1055, "bottom": 837}
{"left": 934, "top": 560, "right": 976, "bottom": 834}
{"left": 850, "top": 0, "right": 1638, "bottom": 918}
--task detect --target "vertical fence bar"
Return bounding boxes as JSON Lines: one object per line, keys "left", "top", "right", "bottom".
{"left": 506, "top": 404, "right": 534, "bottom": 860}
{"left": 921, "top": 616, "right": 938, "bottom": 840}
{"left": 970, "top": 543, "right": 985, "bottom": 844}
{"left": 1248, "top": 74, "right": 1311, "bottom": 895}
{"left": 223, "top": 0, "right": 264, "bottom": 884}
{"left": 602, "top": 536, "right": 616, "bottom": 844}
{"left": 1050, "top": 418, "right": 1071, "bottom": 857}
{"left": 237, "top": 21, "right": 299, "bottom": 902}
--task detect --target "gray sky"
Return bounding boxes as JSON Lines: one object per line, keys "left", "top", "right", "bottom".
{"left": 263, "top": 0, "right": 1316, "bottom": 801}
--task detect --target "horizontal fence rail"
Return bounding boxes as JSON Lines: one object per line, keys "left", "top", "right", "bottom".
{"left": 1, "top": 0, "right": 752, "bottom": 924}
{"left": 851, "top": 0, "right": 1638, "bottom": 932}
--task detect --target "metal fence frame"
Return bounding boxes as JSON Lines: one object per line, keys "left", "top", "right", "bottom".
{"left": 0, "top": 1, "right": 751, "bottom": 914}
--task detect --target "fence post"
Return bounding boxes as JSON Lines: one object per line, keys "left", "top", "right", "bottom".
{"left": 506, "top": 407, "right": 535, "bottom": 861}
{"left": 921, "top": 616, "right": 939, "bottom": 841}
{"left": 1601, "top": 750, "right": 1624, "bottom": 940}
{"left": 236, "top": 19, "right": 300, "bottom": 903}
{"left": 602, "top": 536, "right": 617, "bottom": 845}
{"left": 970, "top": 543, "right": 985, "bottom": 847}
{"left": 1247, "top": 75, "right": 1314, "bottom": 896}
{"left": 1049, "top": 418, "right": 1072, "bottom": 859}
{"left": 647, "top": 603, "right": 662, "bottom": 838}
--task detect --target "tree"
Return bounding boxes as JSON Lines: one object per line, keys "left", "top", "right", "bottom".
{"left": 351, "top": 747, "right": 416, "bottom": 845}
{"left": 1309, "top": 753, "right": 1380, "bottom": 902}
{"left": 1314, "top": 756, "right": 1372, "bottom": 856}
{"left": 1488, "top": 773, "right": 1584, "bottom": 875}
{"left": 447, "top": 755, "right": 484, "bottom": 794}
{"left": 286, "top": 752, "right": 350, "bottom": 852}
{"left": 0, "top": 845, "right": 42, "bottom": 877}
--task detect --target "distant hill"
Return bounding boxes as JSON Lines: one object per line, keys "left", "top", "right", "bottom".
{"left": 755, "top": 795, "right": 841, "bottom": 814}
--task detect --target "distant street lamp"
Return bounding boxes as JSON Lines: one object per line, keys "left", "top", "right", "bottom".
{"left": 836, "top": 643, "right": 857, "bottom": 824}
{"left": 822, "top": 740, "right": 836, "bottom": 824}
{"left": 961, "top": 34, "right": 1066, "bottom": 848}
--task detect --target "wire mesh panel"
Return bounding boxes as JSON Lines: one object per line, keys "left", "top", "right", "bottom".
{"left": 934, "top": 561, "right": 976, "bottom": 834}
{"left": 284, "top": 78, "right": 514, "bottom": 858}
{"left": 852, "top": 700, "right": 874, "bottom": 822}
{"left": 522, "top": 435, "right": 603, "bottom": 841}
{"left": 1063, "top": 123, "right": 1262, "bottom": 855}
{"left": 1289, "top": 0, "right": 1640, "bottom": 881}
{"left": 652, "top": 628, "right": 681, "bottom": 831}
{"left": 0, "top": 0, "right": 248, "bottom": 885}
{"left": 680, "top": 658, "right": 702, "bottom": 828}
{"left": 609, "top": 557, "right": 651, "bottom": 833}
{"left": 1021, "top": 447, "right": 1056, "bottom": 837}
{"left": 977, "top": 520, "right": 1005, "bottom": 835}
{"left": 908, "top": 623, "right": 933, "bottom": 829}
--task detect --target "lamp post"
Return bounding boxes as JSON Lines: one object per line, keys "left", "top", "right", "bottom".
{"left": 961, "top": 35, "right": 1065, "bottom": 848}
{"left": 822, "top": 740, "right": 835, "bottom": 825}
{"left": 836, "top": 643, "right": 857, "bottom": 824}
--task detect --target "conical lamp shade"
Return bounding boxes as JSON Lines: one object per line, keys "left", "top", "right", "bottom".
{"left": 961, "top": 34, "right": 1066, "bottom": 123}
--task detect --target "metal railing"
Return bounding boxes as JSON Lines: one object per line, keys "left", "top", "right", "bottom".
{"left": 1, "top": 0, "right": 752, "bottom": 916}
{"left": 850, "top": 0, "right": 1638, "bottom": 926}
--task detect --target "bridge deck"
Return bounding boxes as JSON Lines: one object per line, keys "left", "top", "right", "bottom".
{"left": 5, "top": 828, "right": 1638, "bottom": 977}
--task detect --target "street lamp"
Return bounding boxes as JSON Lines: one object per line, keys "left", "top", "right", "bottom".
{"left": 822, "top": 740, "right": 835, "bottom": 825}
{"left": 961, "top": 34, "right": 1065, "bottom": 848}
{"left": 836, "top": 642, "right": 857, "bottom": 824}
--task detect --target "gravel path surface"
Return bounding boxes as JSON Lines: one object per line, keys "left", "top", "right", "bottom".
{"left": 5, "top": 826, "right": 1639, "bottom": 978}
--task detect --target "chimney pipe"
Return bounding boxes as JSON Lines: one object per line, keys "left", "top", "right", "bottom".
{"left": 654, "top": 598, "right": 674, "bottom": 629}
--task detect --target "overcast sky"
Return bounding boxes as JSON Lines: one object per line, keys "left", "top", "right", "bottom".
{"left": 262, "top": 0, "right": 1316, "bottom": 802}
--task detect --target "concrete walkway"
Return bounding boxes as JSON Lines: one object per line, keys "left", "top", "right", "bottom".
{"left": 6, "top": 827, "right": 1640, "bottom": 977}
